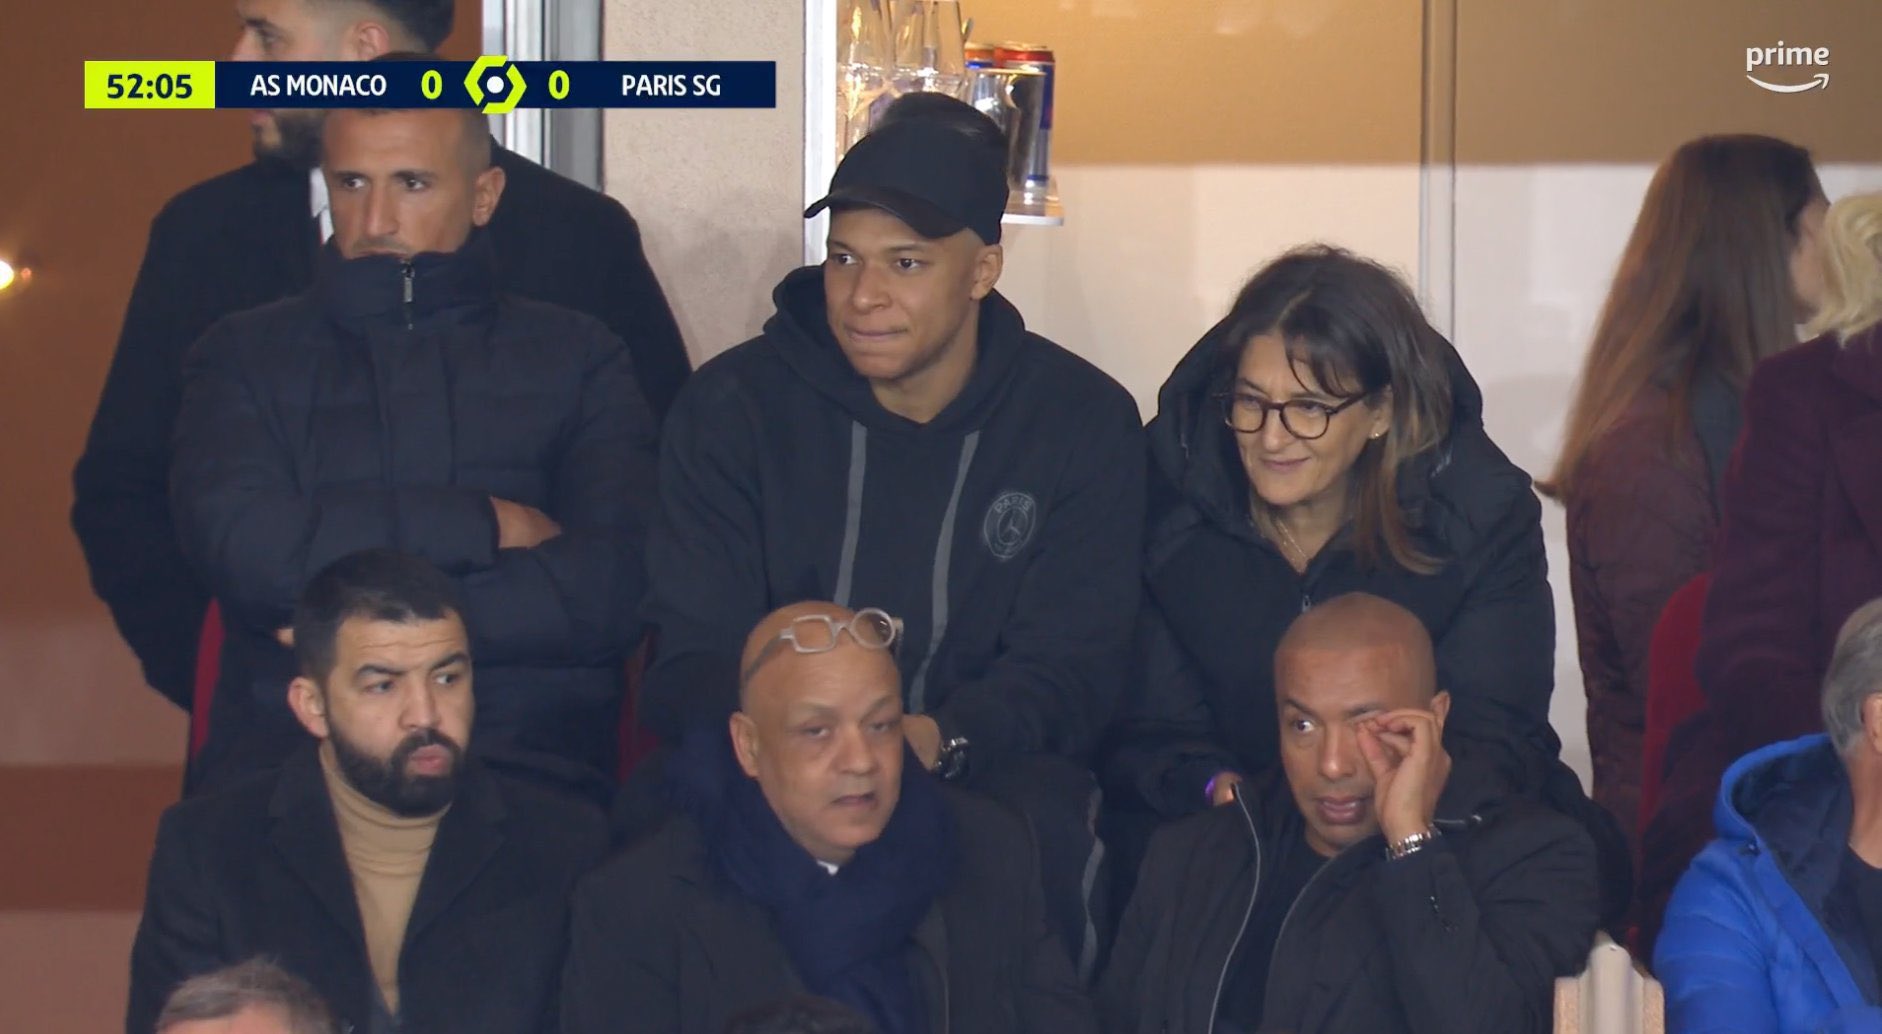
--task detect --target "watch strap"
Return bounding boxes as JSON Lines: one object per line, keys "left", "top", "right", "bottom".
{"left": 1385, "top": 826, "right": 1441, "bottom": 861}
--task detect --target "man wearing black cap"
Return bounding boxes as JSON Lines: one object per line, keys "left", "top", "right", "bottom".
{"left": 639, "top": 100, "right": 1146, "bottom": 978}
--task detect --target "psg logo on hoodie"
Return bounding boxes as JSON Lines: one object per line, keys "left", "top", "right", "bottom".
{"left": 982, "top": 490, "right": 1039, "bottom": 562}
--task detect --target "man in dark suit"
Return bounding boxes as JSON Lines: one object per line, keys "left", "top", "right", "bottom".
{"left": 561, "top": 602, "right": 1096, "bottom": 1034}
{"left": 73, "top": 0, "right": 687, "bottom": 714}
{"left": 128, "top": 549, "right": 608, "bottom": 1034}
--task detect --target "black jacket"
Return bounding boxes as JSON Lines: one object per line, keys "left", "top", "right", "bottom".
{"left": 170, "top": 232, "right": 656, "bottom": 799}
{"left": 1105, "top": 328, "right": 1561, "bottom": 817}
{"left": 640, "top": 266, "right": 1146, "bottom": 761}
{"left": 560, "top": 789, "right": 1097, "bottom": 1034}
{"left": 73, "top": 151, "right": 687, "bottom": 709}
{"left": 1098, "top": 764, "right": 1601, "bottom": 1034}
{"left": 127, "top": 747, "right": 609, "bottom": 1034}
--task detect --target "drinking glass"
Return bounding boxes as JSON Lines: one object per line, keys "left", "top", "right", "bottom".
{"left": 890, "top": 0, "right": 968, "bottom": 100}
{"left": 838, "top": 0, "right": 894, "bottom": 153}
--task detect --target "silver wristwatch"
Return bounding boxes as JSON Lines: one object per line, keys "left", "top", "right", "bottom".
{"left": 933, "top": 736, "right": 971, "bottom": 782}
{"left": 1386, "top": 826, "right": 1442, "bottom": 861}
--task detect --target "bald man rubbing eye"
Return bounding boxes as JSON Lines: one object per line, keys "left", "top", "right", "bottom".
{"left": 1100, "top": 593, "right": 1602, "bottom": 1034}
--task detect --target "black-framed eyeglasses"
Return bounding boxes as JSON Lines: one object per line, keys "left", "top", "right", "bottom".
{"left": 741, "top": 607, "right": 904, "bottom": 683}
{"left": 1215, "top": 390, "right": 1369, "bottom": 440}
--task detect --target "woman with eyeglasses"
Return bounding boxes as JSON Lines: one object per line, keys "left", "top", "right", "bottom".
{"left": 1105, "top": 245, "right": 1586, "bottom": 840}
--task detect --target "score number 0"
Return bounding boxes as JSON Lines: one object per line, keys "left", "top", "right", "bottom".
{"left": 417, "top": 67, "right": 568, "bottom": 102}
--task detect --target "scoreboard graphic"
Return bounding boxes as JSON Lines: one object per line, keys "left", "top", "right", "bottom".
{"left": 83, "top": 58, "right": 777, "bottom": 111}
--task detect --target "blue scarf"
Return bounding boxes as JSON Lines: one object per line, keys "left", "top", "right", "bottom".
{"left": 669, "top": 730, "right": 957, "bottom": 1034}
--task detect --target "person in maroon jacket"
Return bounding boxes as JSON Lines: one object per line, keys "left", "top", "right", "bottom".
{"left": 1638, "top": 191, "right": 1882, "bottom": 955}
{"left": 1542, "top": 135, "right": 1827, "bottom": 859}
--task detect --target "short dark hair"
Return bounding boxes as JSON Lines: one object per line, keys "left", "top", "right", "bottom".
{"left": 155, "top": 958, "right": 338, "bottom": 1034}
{"left": 292, "top": 549, "right": 465, "bottom": 683}
{"left": 724, "top": 995, "right": 879, "bottom": 1034}
{"left": 875, "top": 91, "right": 1007, "bottom": 158}
{"left": 351, "top": 0, "right": 454, "bottom": 50}
{"left": 360, "top": 51, "right": 494, "bottom": 169}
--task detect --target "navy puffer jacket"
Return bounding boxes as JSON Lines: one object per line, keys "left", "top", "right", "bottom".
{"left": 171, "top": 231, "right": 656, "bottom": 801}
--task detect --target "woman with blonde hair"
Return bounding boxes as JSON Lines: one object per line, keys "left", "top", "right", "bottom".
{"left": 1640, "top": 190, "right": 1882, "bottom": 954}
{"left": 1545, "top": 135, "right": 1826, "bottom": 857}
{"left": 1808, "top": 192, "right": 1882, "bottom": 341}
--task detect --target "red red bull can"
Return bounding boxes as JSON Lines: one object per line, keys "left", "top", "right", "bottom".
{"left": 995, "top": 43, "right": 1054, "bottom": 185}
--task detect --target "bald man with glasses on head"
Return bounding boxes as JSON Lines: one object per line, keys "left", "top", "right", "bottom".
{"left": 561, "top": 602, "right": 1095, "bottom": 1034}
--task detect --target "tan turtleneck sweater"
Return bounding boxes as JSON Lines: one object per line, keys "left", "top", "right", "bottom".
{"left": 319, "top": 742, "right": 447, "bottom": 1016}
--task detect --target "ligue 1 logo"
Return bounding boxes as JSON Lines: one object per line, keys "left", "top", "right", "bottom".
{"left": 463, "top": 55, "right": 527, "bottom": 114}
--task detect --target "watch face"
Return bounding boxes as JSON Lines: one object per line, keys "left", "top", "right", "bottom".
{"left": 935, "top": 738, "right": 969, "bottom": 780}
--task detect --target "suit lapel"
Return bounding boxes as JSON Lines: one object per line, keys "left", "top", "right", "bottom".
{"left": 913, "top": 904, "right": 950, "bottom": 1033}
{"left": 675, "top": 863, "right": 802, "bottom": 1010}
{"left": 403, "top": 762, "right": 506, "bottom": 948}
{"left": 269, "top": 748, "right": 368, "bottom": 947}
{"left": 694, "top": 895, "right": 802, "bottom": 994}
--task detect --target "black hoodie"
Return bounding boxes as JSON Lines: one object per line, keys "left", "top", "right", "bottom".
{"left": 641, "top": 266, "right": 1145, "bottom": 761}
{"left": 1104, "top": 323, "right": 1562, "bottom": 817}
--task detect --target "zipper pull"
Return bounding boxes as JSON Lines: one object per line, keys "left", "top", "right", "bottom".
{"left": 401, "top": 262, "right": 415, "bottom": 329}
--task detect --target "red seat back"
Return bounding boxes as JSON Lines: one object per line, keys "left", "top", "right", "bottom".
{"left": 190, "top": 601, "right": 225, "bottom": 761}
{"left": 1637, "top": 572, "right": 1712, "bottom": 834}
{"left": 617, "top": 635, "right": 660, "bottom": 780}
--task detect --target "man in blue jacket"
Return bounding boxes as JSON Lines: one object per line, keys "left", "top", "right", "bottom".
{"left": 638, "top": 102, "right": 1146, "bottom": 976}
{"left": 1656, "top": 596, "right": 1882, "bottom": 1032}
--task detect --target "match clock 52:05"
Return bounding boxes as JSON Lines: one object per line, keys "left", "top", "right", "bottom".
{"left": 83, "top": 61, "right": 217, "bottom": 108}
{"left": 103, "top": 71, "right": 194, "bottom": 100}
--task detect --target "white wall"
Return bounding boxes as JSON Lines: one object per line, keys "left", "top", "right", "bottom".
{"left": 993, "top": 164, "right": 1425, "bottom": 418}
{"left": 603, "top": 0, "right": 806, "bottom": 363}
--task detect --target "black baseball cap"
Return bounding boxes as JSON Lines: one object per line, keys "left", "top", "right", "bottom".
{"left": 805, "top": 116, "right": 1007, "bottom": 245}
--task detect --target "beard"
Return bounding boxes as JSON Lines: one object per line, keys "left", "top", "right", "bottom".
{"left": 253, "top": 108, "right": 326, "bottom": 170}
{"left": 331, "top": 725, "right": 464, "bottom": 817}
